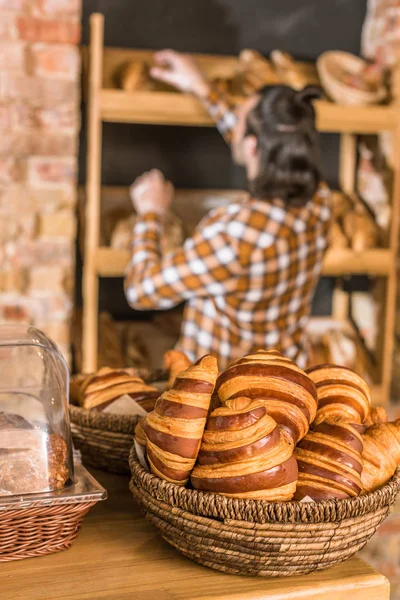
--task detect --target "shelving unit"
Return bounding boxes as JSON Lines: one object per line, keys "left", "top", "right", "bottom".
{"left": 82, "top": 12, "right": 400, "bottom": 405}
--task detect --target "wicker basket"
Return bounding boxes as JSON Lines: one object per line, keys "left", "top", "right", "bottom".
{"left": 0, "top": 462, "right": 105, "bottom": 563}
{"left": 69, "top": 405, "right": 140, "bottom": 474}
{"left": 129, "top": 446, "right": 400, "bottom": 577}
{"left": 317, "top": 51, "right": 387, "bottom": 106}
{"left": 69, "top": 371, "right": 167, "bottom": 474}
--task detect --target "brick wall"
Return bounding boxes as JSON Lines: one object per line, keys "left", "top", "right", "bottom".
{"left": 0, "top": 0, "right": 81, "bottom": 365}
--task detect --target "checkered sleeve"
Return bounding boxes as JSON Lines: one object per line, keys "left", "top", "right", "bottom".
{"left": 124, "top": 210, "right": 243, "bottom": 311}
{"left": 199, "top": 86, "right": 238, "bottom": 145}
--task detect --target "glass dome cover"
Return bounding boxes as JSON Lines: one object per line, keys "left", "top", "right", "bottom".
{"left": 0, "top": 325, "right": 74, "bottom": 496}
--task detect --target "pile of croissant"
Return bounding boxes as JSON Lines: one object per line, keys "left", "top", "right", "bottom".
{"left": 135, "top": 349, "right": 400, "bottom": 502}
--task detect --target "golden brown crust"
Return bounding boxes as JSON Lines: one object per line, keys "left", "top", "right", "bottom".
{"left": 361, "top": 419, "right": 400, "bottom": 493}
{"left": 216, "top": 350, "right": 317, "bottom": 444}
{"left": 363, "top": 406, "right": 388, "bottom": 427}
{"left": 307, "top": 364, "right": 371, "bottom": 425}
{"left": 134, "top": 417, "right": 147, "bottom": 447}
{"left": 145, "top": 355, "right": 218, "bottom": 485}
{"left": 79, "top": 367, "right": 159, "bottom": 410}
{"left": 191, "top": 397, "right": 297, "bottom": 500}
{"left": 164, "top": 350, "right": 192, "bottom": 389}
{"left": 294, "top": 420, "right": 364, "bottom": 501}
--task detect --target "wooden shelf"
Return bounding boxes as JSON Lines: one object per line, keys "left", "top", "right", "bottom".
{"left": 99, "top": 89, "right": 398, "bottom": 133}
{"left": 92, "top": 246, "right": 393, "bottom": 278}
{"left": 82, "top": 45, "right": 399, "bottom": 133}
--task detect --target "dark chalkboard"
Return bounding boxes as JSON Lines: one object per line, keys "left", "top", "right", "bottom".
{"left": 78, "top": 1, "right": 367, "bottom": 318}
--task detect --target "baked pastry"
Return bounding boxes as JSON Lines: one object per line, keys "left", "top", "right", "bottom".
{"left": 145, "top": 355, "right": 218, "bottom": 485}
{"left": 215, "top": 349, "right": 318, "bottom": 444}
{"left": 307, "top": 364, "right": 371, "bottom": 425}
{"left": 134, "top": 417, "right": 147, "bottom": 448}
{"left": 294, "top": 420, "right": 364, "bottom": 501}
{"left": 191, "top": 397, "right": 297, "bottom": 500}
{"left": 79, "top": 367, "right": 160, "bottom": 411}
{"left": 0, "top": 412, "right": 68, "bottom": 496}
{"left": 342, "top": 207, "right": 378, "bottom": 252}
{"left": 363, "top": 406, "right": 388, "bottom": 427}
{"left": 110, "top": 211, "right": 184, "bottom": 254}
{"left": 119, "top": 59, "right": 148, "bottom": 91}
{"left": 164, "top": 349, "right": 192, "bottom": 389}
{"left": 361, "top": 420, "right": 400, "bottom": 493}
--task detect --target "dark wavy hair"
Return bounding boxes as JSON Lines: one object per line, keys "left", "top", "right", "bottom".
{"left": 245, "top": 85, "right": 323, "bottom": 206}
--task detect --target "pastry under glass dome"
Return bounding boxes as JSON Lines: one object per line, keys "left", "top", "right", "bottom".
{"left": 0, "top": 325, "right": 74, "bottom": 497}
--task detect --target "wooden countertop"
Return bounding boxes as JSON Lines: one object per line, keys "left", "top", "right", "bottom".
{"left": 0, "top": 470, "right": 390, "bottom": 600}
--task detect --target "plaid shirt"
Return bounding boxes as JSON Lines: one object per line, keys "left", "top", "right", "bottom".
{"left": 125, "top": 90, "right": 332, "bottom": 369}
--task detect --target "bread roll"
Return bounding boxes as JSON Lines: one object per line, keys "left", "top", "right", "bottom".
{"left": 119, "top": 59, "right": 148, "bottom": 91}
{"left": 294, "top": 420, "right": 364, "bottom": 501}
{"left": 191, "top": 397, "right": 297, "bottom": 500}
{"left": 145, "top": 355, "right": 218, "bottom": 485}
{"left": 164, "top": 350, "right": 192, "bottom": 389}
{"left": 80, "top": 367, "right": 159, "bottom": 411}
{"left": 215, "top": 349, "right": 318, "bottom": 444}
{"left": 361, "top": 420, "right": 400, "bottom": 493}
{"left": 307, "top": 364, "right": 371, "bottom": 425}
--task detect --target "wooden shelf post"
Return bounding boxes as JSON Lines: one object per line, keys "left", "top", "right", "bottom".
{"left": 82, "top": 13, "right": 104, "bottom": 374}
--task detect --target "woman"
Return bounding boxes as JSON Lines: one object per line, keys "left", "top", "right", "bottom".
{"left": 125, "top": 51, "right": 331, "bottom": 369}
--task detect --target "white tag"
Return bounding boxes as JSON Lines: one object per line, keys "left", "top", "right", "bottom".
{"left": 299, "top": 495, "right": 315, "bottom": 503}
{"left": 102, "top": 395, "right": 148, "bottom": 416}
{"left": 134, "top": 439, "right": 150, "bottom": 472}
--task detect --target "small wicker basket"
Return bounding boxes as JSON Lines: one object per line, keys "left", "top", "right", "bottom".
{"left": 129, "top": 446, "right": 400, "bottom": 577}
{"left": 69, "top": 370, "right": 167, "bottom": 474}
{"left": 317, "top": 51, "right": 387, "bottom": 106}
{"left": 0, "top": 462, "right": 106, "bottom": 563}
{"left": 69, "top": 405, "right": 140, "bottom": 474}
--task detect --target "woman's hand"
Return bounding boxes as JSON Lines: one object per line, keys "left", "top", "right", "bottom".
{"left": 150, "top": 49, "right": 210, "bottom": 97}
{"left": 130, "top": 169, "right": 174, "bottom": 216}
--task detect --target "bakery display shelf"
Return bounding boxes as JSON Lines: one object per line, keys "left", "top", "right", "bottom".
{"left": 99, "top": 89, "right": 397, "bottom": 133}
{"left": 82, "top": 46, "right": 398, "bottom": 133}
{"left": 92, "top": 246, "right": 393, "bottom": 278}
{"left": 100, "top": 89, "right": 398, "bottom": 134}
{"left": 82, "top": 13, "right": 400, "bottom": 408}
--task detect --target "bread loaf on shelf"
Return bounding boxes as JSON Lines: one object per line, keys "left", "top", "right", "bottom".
{"left": 79, "top": 367, "right": 160, "bottom": 411}
{"left": 191, "top": 397, "right": 297, "bottom": 500}
{"left": 215, "top": 349, "right": 318, "bottom": 444}
{"left": 330, "top": 221, "right": 349, "bottom": 248}
{"left": 361, "top": 420, "right": 400, "bottom": 493}
{"left": 145, "top": 355, "right": 218, "bottom": 485}
{"left": 164, "top": 350, "right": 192, "bottom": 389}
{"left": 110, "top": 211, "right": 184, "bottom": 253}
{"left": 307, "top": 364, "right": 371, "bottom": 425}
{"left": 342, "top": 207, "right": 379, "bottom": 252}
{"left": 294, "top": 420, "right": 364, "bottom": 501}
{"left": 119, "top": 59, "right": 149, "bottom": 91}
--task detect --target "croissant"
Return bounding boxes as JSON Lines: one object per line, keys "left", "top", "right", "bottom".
{"left": 361, "top": 420, "right": 400, "bottom": 493}
{"left": 145, "top": 355, "right": 218, "bottom": 485}
{"left": 294, "top": 420, "right": 364, "bottom": 501}
{"left": 134, "top": 417, "right": 147, "bottom": 448}
{"left": 164, "top": 350, "right": 192, "bottom": 389}
{"left": 191, "top": 397, "right": 297, "bottom": 500}
{"left": 80, "top": 367, "right": 160, "bottom": 411}
{"left": 363, "top": 406, "right": 388, "bottom": 427}
{"left": 307, "top": 364, "right": 371, "bottom": 425}
{"left": 215, "top": 349, "right": 318, "bottom": 444}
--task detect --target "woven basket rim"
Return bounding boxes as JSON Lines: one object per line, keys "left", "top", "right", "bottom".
{"left": 69, "top": 404, "right": 140, "bottom": 435}
{"left": 129, "top": 445, "right": 400, "bottom": 524}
